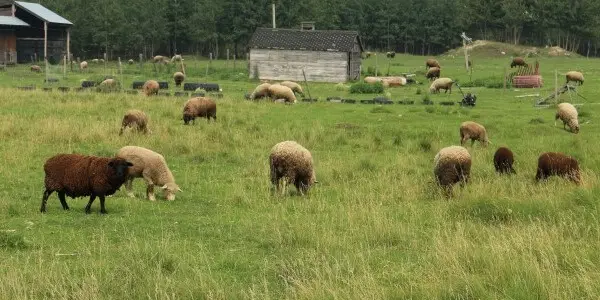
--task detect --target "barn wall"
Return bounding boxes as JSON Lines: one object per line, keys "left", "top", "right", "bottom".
{"left": 0, "top": 30, "right": 17, "bottom": 64}
{"left": 348, "top": 40, "right": 361, "bottom": 80}
{"left": 249, "top": 49, "right": 349, "bottom": 83}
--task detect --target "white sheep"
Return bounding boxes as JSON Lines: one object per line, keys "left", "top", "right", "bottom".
{"left": 270, "top": 141, "right": 317, "bottom": 195}
{"left": 430, "top": 77, "right": 454, "bottom": 94}
{"left": 267, "top": 84, "right": 297, "bottom": 103}
{"left": 459, "top": 121, "right": 489, "bottom": 147}
{"left": 555, "top": 103, "right": 579, "bottom": 133}
{"left": 434, "top": 146, "right": 471, "bottom": 196}
{"left": 565, "top": 71, "right": 584, "bottom": 85}
{"left": 116, "top": 146, "right": 182, "bottom": 201}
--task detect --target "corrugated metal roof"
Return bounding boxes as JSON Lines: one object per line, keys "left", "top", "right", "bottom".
{"left": 249, "top": 28, "right": 363, "bottom": 52}
{"left": 15, "top": 1, "right": 72, "bottom": 25}
{"left": 0, "top": 16, "right": 29, "bottom": 26}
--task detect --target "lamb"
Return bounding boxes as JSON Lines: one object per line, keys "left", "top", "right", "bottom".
{"left": 510, "top": 57, "right": 527, "bottom": 68}
{"left": 555, "top": 102, "right": 579, "bottom": 133}
{"left": 269, "top": 141, "right": 317, "bottom": 195}
{"left": 80, "top": 61, "right": 88, "bottom": 70}
{"left": 535, "top": 152, "right": 581, "bottom": 185}
{"left": 142, "top": 80, "right": 160, "bottom": 96}
{"left": 429, "top": 77, "right": 454, "bottom": 94}
{"left": 493, "top": 147, "right": 516, "bottom": 174}
{"left": 171, "top": 54, "right": 183, "bottom": 62}
{"left": 183, "top": 97, "right": 217, "bottom": 124}
{"left": 119, "top": 109, "right": 149, "bottom": 135}
{"left": 386, "top": 51, "right": 396, "bottom": 58}
{"left": 565, "top": 71, "right": 584, "bottom": 85}
{"left": 40, "top": 154, "right": 133, "bottom": 214}
{"left": 426, "top": 67, "right": 440, "bottom": 81}
{"left": 280, "top": 81, "right": 304, "bottom": 95}
{"left": 116, "top": 146, "right": 181, "bottom": 201}
{"left": 267, "top": 84, "right": 297, "bottom": 103}
{"left": 425, "top": 58, "right": 440, "bottom": 69}
{"left": 30, "top": 65, "right": 41, "bottom": 73}
{"left": 433, "top": 146, "right": 471, "bottom": 196}
{"left": 249, "top": 83, "right": 271, "bottom": 100}
{"left": 173, "top": 72, "right": 185, "bottom": 87}
{"left": 460, "top": 121, "right": 489, "bottom": 147}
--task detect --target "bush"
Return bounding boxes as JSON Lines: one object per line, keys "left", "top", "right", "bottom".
{"left": 349, "top": 81, "right": 384, "bottom": 94}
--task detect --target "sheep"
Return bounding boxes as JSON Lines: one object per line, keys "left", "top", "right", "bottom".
{"left": 425, "top": 58, "right": 440, "bottom": 69}
{"left": 153, "top": 55, "right": 169, "bottom": 64}
{"left": 460, "top": 121, "right": 489, "bottom": 147}
{"left": 269, "top": 141, "right": 317, "bottom": 195}
{"left": 363, "top": 52, "right": 372, "bottom": 59}
{"left": 80, "top": 61, "right": 88, "bottom": 70}
{"left": 426, "top": 67, "right": 440, "bottom": 81}
{"left": 535, "top": 152, "right": 581, "bottom": 185}
{"left": 183, "top": 97, "right": 217, "bottom": 124}
{"left": 493, "top": 147, "right": 516, "bottom": 174}
{"left": 249, "top": 83, "right": 271, "bottom": 100}
{"left": 267, "top": 84, "right": 297, "bottom": 103}
{"left": 171, "top": 54, "right": 183, "bottom": 62}
{"left": 555, "top": 102, "right": 579, "bottom": 133}
{"left": 30, "top": 65, "right": 41, "bottom": 73}
{"left": 429, "top": 77, "right": 454, "bottom": 94}
{"left": 119, "top": 109, "right": 149, "bottom": 135}
{"left": 280, "top": 81, "right": 304, "bottom": 95}
{"left": 364, "top": 76, "right": 381, "bottom": 84}
{"left": 99, "top": 58, "right": 105, "bottom": 63}
{"left": 510, "top": 57, "right": 527, "bottom": 68}
{"left": 173, "top": 72, "right": 185, "bottom": 87}
{"left": 92, "top": 59, "right": 99, "bottom": 63}
{"left": 142, "top": 80, "right": 160, "bottom": 96}
{"left": 386, "top": 51, "right": 396, "bottom": 58}
{"left": 97, "top": 78, "right": 119, "bottom": 92}
{"left": 40, "top": 154, "right": 133, "bottom": 214}
{"left": 434, "top": 146, "right": 471, "bottom": 196}
{"left": 116, "top": 146, "right": 181, "bottom": 201}
{"left": 128, "top": 59, "right": 134, "bottom": 65}
{"left": 565, "top": 71, "right": 584, "bottom": 85}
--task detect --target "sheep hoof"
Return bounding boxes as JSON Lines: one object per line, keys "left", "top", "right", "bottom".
{"left": 100, "top": 210, "right": 108, "bottom": 214}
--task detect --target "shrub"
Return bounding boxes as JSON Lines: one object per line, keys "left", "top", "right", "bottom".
{"left": 350, "top": 81, "right": 384, "bottom": 94}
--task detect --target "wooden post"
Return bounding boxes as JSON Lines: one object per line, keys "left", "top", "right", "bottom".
{"left": 463, "top": 39, "right": 469, "bottom": 72}
{"left": 43, "top": 22, "right": 47, "bottom": 61}
{"left": 375, "top": 53, "right": 378, "bottom": 77}
{"left": 206, "top": 53, "right": 212, "bottom": 76}
{"left": 226, "top": 49, "right": 230, "bottom": 68}
{"left": 503, "top": 67, "right": 507, "bottom": 94}
{"left": 233, "top": 54, "right": 236, "bottom": 70}
{"left": 103, "top": 52, "right": 107, "bottom": 73}
{"left": 66, "top": 28, "right": 70, "bottom": 65}
{"left": 555, "top": 69, "right": 558, "bottom": 101}
{"left": 118, "top": 57, "right": 122, "bottom": 78}
{"left": 63, "top": 55, "right": 66, "bottom": 78}
{"left": 139, "top": 53, "right": 143, "bottom": 71}
{"left": 302, "top": 68, "right": 312, "bottom": 101}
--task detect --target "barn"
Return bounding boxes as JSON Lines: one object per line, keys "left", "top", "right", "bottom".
{"left": 0, "top": 0, "right": 72, "bottom": 64}
{"left": 248, "top": 27, "right": 363, "bottom": 83}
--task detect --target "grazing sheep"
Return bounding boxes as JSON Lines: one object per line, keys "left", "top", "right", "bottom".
{"left": 280, "top": 81, "right": 304, "bottom": 95}
{"left": 153, "top": 55, "right": 169, "bottom": 65}
{"left": 363, "top": 52, "right": 372, "bottom": 59}
{"left": 429, "top": 77, "right": 454, "bottom": 94}
{"left": 183, "top": 97, "right": 217, "bottom": 124}
{"left": 493, "top": 147, "right": 516, "bottom": 174}
{"left": 116, "top": 146, "right": 181, "bottom": 201}
{"left": 30, "top": 65, "right": 41, "bottom": 73}
{"left": 80, "top": 61, "right": 88, "bottom": 70}
{"left": 119, "top": 109, "right": 149, "bottom": 135}
{"left": 535, "top": 152, "right": 581, "bottom": 185}
{"left": 565, "top": 71, "right": 584, "bottom": 85}
{"left": 434, "top": 146, "right": 471, "bottom": 196}
{"left": 142, "top": 80, "right": 160, "bottom": 96}
{"left": 99, "top": 58, "right": 105, "bottom": 63}
{"left": 92, "top": 59, "right": 99, "bottom": 63}
{"left": 98, "top": 78, "right": 119, "bottom": 92}
{"left": 510, "top": 57, "right": 527, "bottom": 68}
{"left": 268, "top": 84, "right": 297, "bottom": 103}
{"left": 426, "top": 67, "right": 440, "bottom": 81}
{"left": 364, "top": 76, "right": 381, "bottom": 84}
{"left": 40, "top": 154, "right": 133, "bottom": 214}
{"left": 386, "top": 51, "right": 396, "bottom": 58}
{"left": 128, "top": 59, "right": 134, "bottom": 65}
{"left": 173, "top": 72, "right": 185, "bottom": 87}
{"left": 555, "top": 102, "right": 579, "bottom": 133}
{"left": 425, "top": 58, "right": 440, "bottom": 69}
{"left": 269, "top": 141, "right": 317, "bottom": 195}
{"left": 171, "top": 54, "right": 183, "bottom": 62}
{"left": 249, "top": 83, "right": 271, "bottom": 100}
{"left": 460, "top": 121, "right": 489, "bottom": 147}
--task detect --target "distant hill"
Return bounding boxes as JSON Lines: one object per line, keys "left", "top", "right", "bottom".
{"left": 443, "top": 40, "right": 579, "bottom": 58}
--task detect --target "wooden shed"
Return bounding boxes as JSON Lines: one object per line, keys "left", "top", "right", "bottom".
{"left": 248, "top": 27, "right": 363, "bottom": 83}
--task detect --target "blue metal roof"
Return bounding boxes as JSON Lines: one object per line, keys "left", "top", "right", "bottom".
{"left": 15, "top": 1, "right": 72, "bottom": 25}
{"left": 0, "top": 15, "right": 29, "bottom": 26}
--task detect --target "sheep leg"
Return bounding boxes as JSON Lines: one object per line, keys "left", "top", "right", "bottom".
{"left": 40, "top": 189, "right": 53, "bottom": 213}
{"left": 99, "top": 195, "right": 107, "bottom": 214}
{"left": 125, "top": 178, "right": 135, "bottom": 198}
{"left": 461, "top": 134, "right": 469, "bottom": 145}
{"left": 85, "top": 194, "right": 97, "bottom": 214}
{"left": 147, "top": 185, "right": 156, "bottom": 201}
{"left": 58, "top": 191, "right": 69, "bottom": 210}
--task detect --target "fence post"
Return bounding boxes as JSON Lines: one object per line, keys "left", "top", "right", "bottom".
{"left": 118, "top": 57, "right": 122, "bottom": 78}
{"left": 63, "top": 55, "right": 67, "bottom": 78}
{"left": 103, "top": 52, "right": 107, "bottom": 74}
{"left": 226, "top": 49, "right": 230, "bottom": 68}
{"left": 138, "top": 53, "right": 143, "bottom": 72}
{"left": 233, "top": 54, "right": 236, "bottom": 70}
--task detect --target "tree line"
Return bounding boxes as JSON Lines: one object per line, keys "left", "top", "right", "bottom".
{"left": 39, "top": 0, "right": 600, "bottom": 59}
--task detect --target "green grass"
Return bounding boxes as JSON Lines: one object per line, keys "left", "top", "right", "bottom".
{"left": 1, "top": 52, "right": 600, "bottom": 299}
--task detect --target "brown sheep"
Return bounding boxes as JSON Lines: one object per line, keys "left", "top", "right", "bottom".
{"left": 535, "top": 152, "right": 581, "bottom": 185}
{"left": 565, "top": 71, "right": 584, "bottom": 85}
{"left": 429, "top": 77, "right": 454, "bottom": 94}
{"left": 119, "top": 109, "right": 149, "bottom": 135}
{"left": 173, "top": 72, "right": 185, "bottom": 87}
{"left": 425, "top": 58, "right": 440, "bottom": 69}
{"left": 493, "top": 147, "right": 516, "bottom": 174}
{"left": 40, "top": 154, "right": 133, "bottom": 214}
{"left": 30, "top": 65, "right": 41, "bottom": 73}
{"left": 183, "top": 97, "right": 217, "bottom": 125}
{"left": 460, "top": 121, "right": 489, "bottom": 147}
{"left": 510, "top": 57, "right": 527, "bottom": 68}
{"left": 426, "top": 67, "right": 440, "bottom": 81}
{"left": 434, "top": 146, "right": 471, "bottom": 197}
{"left": 142, "top": 80, "right": 159, "bottom": 96}
{"left": 270, "top": 141, "right": 317, "bottom": 195}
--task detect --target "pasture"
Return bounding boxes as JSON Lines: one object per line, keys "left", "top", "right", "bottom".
{"left": 1, "top": 52, "right": 600, "bottom": 299}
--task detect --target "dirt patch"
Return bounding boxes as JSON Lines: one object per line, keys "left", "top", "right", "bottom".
{"left": 444, "top": 40, "right": 576, "bottom": 58}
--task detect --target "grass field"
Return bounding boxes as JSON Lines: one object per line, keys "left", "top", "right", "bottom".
{"left": 1, "top": 51, "right": 600, "bottom": 299}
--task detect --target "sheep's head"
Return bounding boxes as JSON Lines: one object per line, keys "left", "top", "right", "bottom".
{"left": 108, "top": 159, "right": 133, "bottom": 178}
{"left": 162, "top": 183, "right": 182, "bottom": 201}
{"left": 183, "top": 113, "right": 195, "bottom": 125}
{"left": 570, "top": 119, "right": 580, "bottom": 133}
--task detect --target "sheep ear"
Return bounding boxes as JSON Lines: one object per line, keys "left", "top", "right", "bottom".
{"left": 177, "top": 187, "right": 183, "bottom": 192}
{"left": 314, "top": 180, "right": 319, "bottom": 184}
{"left": 161, "top": 184, "right": 168, "bottom": 190}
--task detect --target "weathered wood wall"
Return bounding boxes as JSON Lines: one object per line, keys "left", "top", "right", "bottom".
{"left": 249, "top": 49, "right": 349, "bottom": 83}
{"left": 349, "top": 40, "right": 361, "bottom": 80}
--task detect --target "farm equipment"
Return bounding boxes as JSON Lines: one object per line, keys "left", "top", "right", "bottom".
{"left": 455, "top": 82, "right": 477, "bottom": 107}
{"left": 536, "top": 84, "right": 587, "bottom": 106}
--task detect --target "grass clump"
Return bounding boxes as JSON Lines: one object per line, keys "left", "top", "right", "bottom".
{"left": 350, "top": 81, "right": 384, "bottom": 94}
